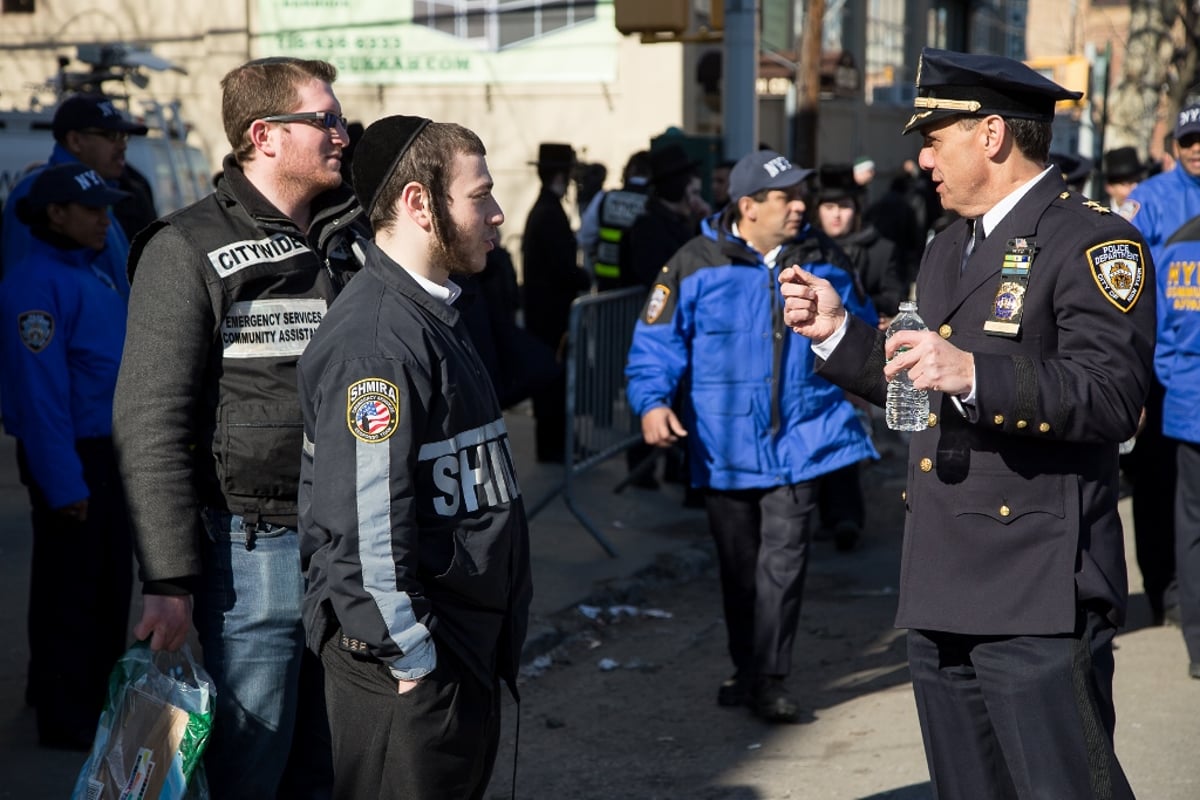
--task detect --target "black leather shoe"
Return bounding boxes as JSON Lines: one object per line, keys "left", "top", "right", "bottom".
{"left": 834, "top": 521, "right": 860, "bottom": 552}
{"left": 1189, "top": 662, "right": 1200, "bottom": 680}
{"left": 717, "top": 672, "right": 752, "bottom": 707}
{"left": 751, "top": 677, "right": 802, "bottom": 723}
{"left": 1164, "top": 605, "right": 1182, "bottom": 628}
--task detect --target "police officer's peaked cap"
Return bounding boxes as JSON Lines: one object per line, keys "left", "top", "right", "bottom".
{"left": 902, "top": 48, "right": 1083, "bottom": 136}
{"left": 352, "top": 114, "right": 432, "bottom": 217}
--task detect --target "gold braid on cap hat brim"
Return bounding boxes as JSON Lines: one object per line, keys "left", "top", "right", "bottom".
{"left": 913, "top": 97, "right": 983, "bottom": 112}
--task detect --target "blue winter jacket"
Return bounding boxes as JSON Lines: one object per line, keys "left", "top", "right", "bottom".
{"left": 1, "top": 144, "right": 132, "bottom": 298}
{"left": 0, "top": 234, "right": 128, "bottom": 507}
{"left": 625, "top": 212, "right": 879, "bottom": 490}
{"left": 1154, "top": 214, "right": 1200, "bottom": 444}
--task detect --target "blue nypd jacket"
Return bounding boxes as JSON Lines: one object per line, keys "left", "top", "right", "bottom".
{"left": 0, "top": 234, "right": 128, "bottom": 507}
{"left": 625, "top": 211, "right": 879, "bottom": 490}
{"left": 1154, "top": 214, "right": 1200, "bottom": 444}
{"left": 1, "top": 144, "right": 132, "bottom": 298}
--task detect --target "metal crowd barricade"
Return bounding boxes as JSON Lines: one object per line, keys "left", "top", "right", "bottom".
{"left": 525, "top": 286, "right": 648, "bottom": 557}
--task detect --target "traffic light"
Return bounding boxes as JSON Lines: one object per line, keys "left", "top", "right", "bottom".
{"left": 614, "top": 0, "right": 690, "bottom": 36}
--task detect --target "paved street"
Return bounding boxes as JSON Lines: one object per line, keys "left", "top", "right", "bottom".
{"left": 0, "top": 411, "right": 1197, "bottom": 797}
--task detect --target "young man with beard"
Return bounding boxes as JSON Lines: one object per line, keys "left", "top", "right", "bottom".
{"left": 296, "top": 116, "right": 532, "bottom": 798}
{"left": 112, "top": 57, "right": 368, "bottom": 797}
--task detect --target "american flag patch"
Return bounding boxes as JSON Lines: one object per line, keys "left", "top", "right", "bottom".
{"left": 347, "top": 378, "right": 400, "bottom": 443}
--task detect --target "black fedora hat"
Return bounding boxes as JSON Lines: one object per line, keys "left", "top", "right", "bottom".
{"left": 816, "top": 163, "right": 861, "bottom": 202}
{"left": 1101, "top": 146, "right": 1145, "bottom": 183}
{"left": 528, "top": 142, "right": 576, "bottom": 168}
{"left": 648, "top": 144, "right": 700, "bottom": 183}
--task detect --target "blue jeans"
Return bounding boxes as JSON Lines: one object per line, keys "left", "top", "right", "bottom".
{"left": 194, "top": 509, "right": 305, "bottom": 799}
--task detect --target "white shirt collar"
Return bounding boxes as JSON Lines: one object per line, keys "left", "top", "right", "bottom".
{"left": 730, "top": 221, "right": 783, "bottom": 267}
{"left": 402, "top": 265, "right": 462, "bottom": 306}
{"left": 978, "top": 166, "right": 1055, "bottom": 238}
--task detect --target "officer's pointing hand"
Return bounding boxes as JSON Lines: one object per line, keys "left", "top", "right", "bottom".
{"left": 779, "top": 266, "right": 846, "bottom": 342}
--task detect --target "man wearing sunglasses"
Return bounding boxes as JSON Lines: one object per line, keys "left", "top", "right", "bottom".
{"left": 1, "top": 93, "right": 147, "bottom": 289}
{"left": 112, "top": 57, "right": 369, "bottom": 798}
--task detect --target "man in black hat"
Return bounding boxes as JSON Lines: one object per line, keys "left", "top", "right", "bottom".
{"left": 782, "top": 47, "right": 1149, "bottom": 798}
{"left": 296, "top": 114, "right": 531, "bottom": 799}
{"left": 112, "top": 57, "right": 369, "bottom": 797}
{"left": 0, "top": 163, "right": 134, "bottom": 750}
{"left": 1, "top": 93, "right": 148, "bottom": 286}
{"left": 522, "top": 142, "right": 590, "bottom": 462}
{"left": 1102, "top": 146, "right": 1145, "bottom": 212}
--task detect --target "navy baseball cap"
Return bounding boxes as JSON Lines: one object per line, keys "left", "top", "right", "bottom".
{"left": 902, "top": 48, "right": 1083, "bottom": 135}
{"left": 1175, "top": 103, "right": 1200, "bottom": 140}
{"left": 23, "top": 163, "right": 131, "bottom": 212}
{"left": 52, "top": 93, "right": 149, "bottom": 141}
{"left": 728, "top": 150, "right": 812, "bottom": 202}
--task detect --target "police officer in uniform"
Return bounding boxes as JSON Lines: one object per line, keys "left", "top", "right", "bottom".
{"left": 781, "top": 48, "right": 1151, "bottom": 799}
{"left": 0, "top": 164, "right": 133, "bottom": 749}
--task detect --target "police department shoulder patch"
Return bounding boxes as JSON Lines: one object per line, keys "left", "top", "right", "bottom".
{"left": 347, "top": 377, "right": 400, "bottom": 443}
{"left": 17, "top": 310, "right": 54, "bottom": 353}
{"left": 644, "top": 284, "right": 671, "bottom": 324}
{"left": 1086, "top": 239, "right": 1144, "bottom": 312}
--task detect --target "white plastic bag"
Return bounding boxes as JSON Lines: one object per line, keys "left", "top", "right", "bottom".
{"left": 72, "top": 641, "right": 215, "bottom": 800}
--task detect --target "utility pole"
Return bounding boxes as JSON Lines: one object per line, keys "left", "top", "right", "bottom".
{"left": 793, "top": 0, "right": 824, "bottom": 166}
{"left": 723, "top": 0, "right": 759, "bottom": 160}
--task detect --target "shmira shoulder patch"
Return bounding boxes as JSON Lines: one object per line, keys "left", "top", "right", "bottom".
{"left": 1087, "top": 239, "right": 1145, "bottom": 313}
{"left": 645, "top": 283, "right": 671, "bottom": 324}
{"left": 347, "top": 377, "right": 400, "bottom": 443}
{"left": 17, "top": 310, "right": 54, "bottom": 353}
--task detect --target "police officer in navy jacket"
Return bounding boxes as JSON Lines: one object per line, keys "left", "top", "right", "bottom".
{"left": 781, "top": 48, "right": 1152, "bottom": 799}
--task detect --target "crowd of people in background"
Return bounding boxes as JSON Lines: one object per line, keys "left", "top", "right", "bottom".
{"left": 1, "top": 44, "right": 1198, "bottom": 799}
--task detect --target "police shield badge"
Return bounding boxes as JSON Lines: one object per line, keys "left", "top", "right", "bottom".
{"left": 1087, "top": 240, "right": 1144, "bottom": 312}
{"left": 17, "top": 310, "right": 54, "bottom": 353}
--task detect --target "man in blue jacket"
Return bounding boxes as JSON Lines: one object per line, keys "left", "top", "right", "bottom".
{"left": 0, "top": 163, "right": 133, "bottom": 749}
{"left": 626, "top": 149, "right": 877, "bottom": 723}
{"left": 1, "top": 94, "right": 147, "bottom": 291}
{"left": 1151, "top": 214, "right": 1200, "bottom": 679}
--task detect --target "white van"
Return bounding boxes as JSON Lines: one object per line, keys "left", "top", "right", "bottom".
{"left": 0, "top": 101, "right": 212, "bottom": 215}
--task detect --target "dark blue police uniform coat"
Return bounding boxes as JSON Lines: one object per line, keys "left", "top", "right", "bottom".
{"left": 823, "top": 171, "right": 1155, "bottom": 634}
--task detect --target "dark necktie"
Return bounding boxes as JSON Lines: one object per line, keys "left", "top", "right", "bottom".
{"left": 961, "top": 219, "right": 985, "bottom": 272}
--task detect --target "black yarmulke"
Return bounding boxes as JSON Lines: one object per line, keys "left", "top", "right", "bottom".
{"left": 352, "top": 114, "right": 431, "bottom": 217}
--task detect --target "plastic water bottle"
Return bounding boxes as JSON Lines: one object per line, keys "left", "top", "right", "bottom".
{"left": 885, "top": 301, "right": 929, "bottom": 432}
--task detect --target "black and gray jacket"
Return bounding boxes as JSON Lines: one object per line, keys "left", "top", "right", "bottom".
{"left": 297, "top": 241, "right": 532, "bottom": 693}
{"left": 113, "top": 154, "right": 367, "bottom": 594}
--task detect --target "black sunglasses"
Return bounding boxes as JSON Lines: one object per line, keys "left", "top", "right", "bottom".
{"left": 259, "top": 111, "right": 348, "bottom": 131}
{"left": 80, "top": 128, "right": 130, "bottom": 143}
